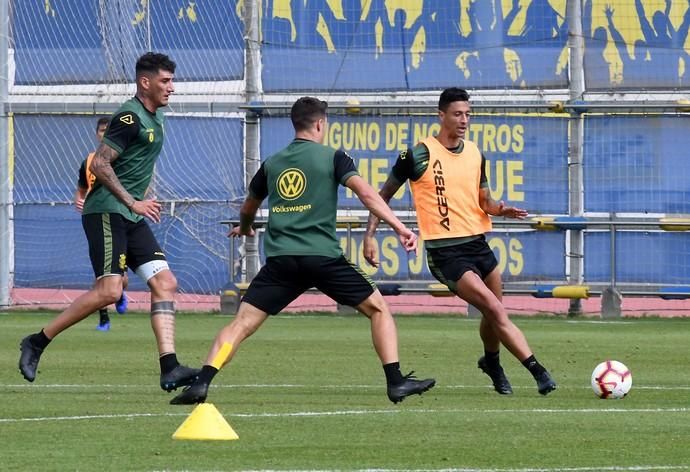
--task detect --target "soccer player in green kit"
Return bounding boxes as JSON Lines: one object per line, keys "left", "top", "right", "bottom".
{"left": 19, "top": 52, "right": 199, "bottom": 393}
{"left": 171, "top": 97, "right": 435, "bottom": 406}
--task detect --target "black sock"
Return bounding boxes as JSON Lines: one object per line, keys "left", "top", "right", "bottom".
{"left": 159, "top": 353, "right": 179, "bottom": 374}
{"left": 99, "top": 309, "right": 109, "bottom": 324}
{"left": 197, "top": 365, "right": 219, "bottom": 385}
{"left": 383, "top": 362, "right": 404, "bottom": 385}
{"left": 521, "top": 355, "right": 546, "bottom": 378}
{"left": 31, "top": 330, "right": 51, "bottom": 350}
{"left": 484, "top": 350, "right": 500, "bottom": 367}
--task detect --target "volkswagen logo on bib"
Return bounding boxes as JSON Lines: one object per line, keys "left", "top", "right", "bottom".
{"left": 277, "top": 168, "right": 306, "bottom": 200}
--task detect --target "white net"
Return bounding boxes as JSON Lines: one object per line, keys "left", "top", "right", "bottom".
{"left": 6, "top": 0, "right": 690, "bottom": 314}
{"left": 9, "top": 0, "right": 246, "bottom": 300}
{"left": 262, "top": 0, "right": 570, "bottom": 91}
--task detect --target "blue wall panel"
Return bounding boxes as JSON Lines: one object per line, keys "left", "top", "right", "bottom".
{"left": 585, "top": 232, "right": 690, "bottom": 284}
{"left": 13, "top": 115, "right": 242, "bottom": 294}
{"left": 12, "top": 0, "right": 243, "bottom": 84}
{"left": 584, "top": 116, "right": 690, "bottom": 214}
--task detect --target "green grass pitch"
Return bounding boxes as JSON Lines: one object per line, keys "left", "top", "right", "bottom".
{"left": 1, "top": 311, "right": 689, "bottom": 471}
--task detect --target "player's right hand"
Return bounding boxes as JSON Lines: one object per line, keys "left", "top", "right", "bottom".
{"left": 74, "top": 197, "right": 84, "bottom": 212}
{"left": 229, "top": 225, "right": 255, "bottom": 238}
{"left": 131, "top": 199, "right": 162, "bottom": 223}
{"left": 363, "top": 236, "right": 379, "bottom": 267}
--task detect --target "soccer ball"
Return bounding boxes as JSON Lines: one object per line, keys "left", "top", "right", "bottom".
{"left": 590, "top": 360, "right": 632, "bottom": 399}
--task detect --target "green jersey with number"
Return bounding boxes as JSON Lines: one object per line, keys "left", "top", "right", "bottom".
{"left": 83, "top": 97, "right": 165, "bottom": 222}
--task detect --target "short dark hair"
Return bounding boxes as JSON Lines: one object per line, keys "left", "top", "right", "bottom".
{"left": 135, "top": 52, "right": 176, "bottom": 78}
{"left": 96, "top": 117, "right": 109, "bottom": 131}
{"left": 291, "top": 97, "right": 328, "bottom": 132}
{"left": 439, "top": 88, "right": 470, "bottom": 112}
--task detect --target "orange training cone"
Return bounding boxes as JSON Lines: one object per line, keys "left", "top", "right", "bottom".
{"left": 172, "top": 403, "right": 239, "bottom": 441}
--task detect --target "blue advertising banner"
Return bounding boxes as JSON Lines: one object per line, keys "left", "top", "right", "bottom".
{"left": 13, "top": 203, "right": 231, "bottom": 294}
{"left": 260, "top": 114, "right": 569, "bottom": 214}
{"left": 11, "top": 0, "right": 690, "bottom": 88}
{"left": 246, "top": 228, "right": 566, "bottom": 284}
{"left": 149, "top": 1, "right": 244, "bottom": 81}
{"left": 257, "top": 113, "right": 568, "bottom": 283}
{"left": 262, "top": 0, "right": 569, "bottom": 91}
{"left": 12, "top": 0, "right": 243, "bottom": 84}
{"left": 338, "top": 229, "right": 566, "bottom": 283}
{"left": 263, "top": 0, "right": 690, "bottom": 91}
{"left": 13, "top": 115, "right": 96, "bottom": 203}
{"left": 13, "top": 204, "right": 95, "bottom": 289}
{"left": 584, "top": 115, "right": 690, "bottom": 214}
{"left": 582, "top": 0, "right": 690, "bottom": 89}
{"left": 155, "top": 117, "right": 245, "bottom": 201}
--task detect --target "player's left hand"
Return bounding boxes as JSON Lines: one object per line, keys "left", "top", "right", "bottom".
{"left": 497, "top": 201, "right": 528, "bottom": 219}
{"left": 363, "top": 236, "right": 379, "bottom": 267}
{"left": 131, "top": 199, "right": 162, "bottom": 223}
{"left": 397, "top": 227, "right": 418, "bottom": 254}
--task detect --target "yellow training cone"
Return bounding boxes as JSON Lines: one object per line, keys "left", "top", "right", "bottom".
{"left": 172, "top": 403, "right": 239, "bottom": 441}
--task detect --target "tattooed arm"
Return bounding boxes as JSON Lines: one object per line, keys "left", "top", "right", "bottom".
{"left": 90, "top": 143, "right": 162, "bottom": 223}
{"left": 90, "top": 143, "right": 133, "bottom": 208}
{"left": 92, "top": 111, "right": 161, "bottom": 222}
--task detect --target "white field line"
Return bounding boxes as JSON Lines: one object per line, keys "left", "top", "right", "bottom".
{"left": 153, "top": 466, "right": 690, "bottom": 472}
{"left": 154, "top": 466, "right": 690, "bottom": 472}
{"left": 2, "top": 406, "right": 689, "bottom": 424}
{"left": 3, "top": 383, "right": 690, "bottom": 391}
{"left": 225, "top": 467, "right": 690, "bottom": 472}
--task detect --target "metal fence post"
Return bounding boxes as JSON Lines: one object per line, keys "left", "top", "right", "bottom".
{"left": 601, "top": 223, "right": 622, "bottom": 318}
{"left": 243, "top": 0, "right": 262, "bottom": 281}
{"left": 567, "top": 0, "right": 585, "bottom": 316}
{"left": 0, "top": 0, "right": 12, "bottom": 308}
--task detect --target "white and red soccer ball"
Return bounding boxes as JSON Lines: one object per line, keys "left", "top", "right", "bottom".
{"left": 591, "top": 360, "right": 632, "bottom": 399}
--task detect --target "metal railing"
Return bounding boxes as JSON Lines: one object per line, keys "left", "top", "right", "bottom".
{"left": 220, "top": 216, "right": 690, "bottom": 302}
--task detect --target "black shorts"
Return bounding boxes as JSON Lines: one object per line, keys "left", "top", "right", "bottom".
{"left": 426, "top": 235, "right": 498, "bottom": 292}
{"left": 82, "top": 213, "right": 166, "bottom": 278}
{"left": 242, "top": 255, "right": 376, "bottom": 315}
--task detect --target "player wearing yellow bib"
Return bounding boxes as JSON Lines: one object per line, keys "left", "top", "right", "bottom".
{"left": 364, "top": 88, "right": 556, "bottom": 396}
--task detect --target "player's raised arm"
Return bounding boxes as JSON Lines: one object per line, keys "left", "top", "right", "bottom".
{"left": 363, "top": 175, "right": 406, "bottom": 267}
{"left": 478, "top": 187, "right": 528, "bottom": 219}
{"left": 477, "top": 155, "right": 527, "bottom": 219}
{"left": 345, "top": 174, "right": 417, "bottom": 254}
{"left": 363, "top": 147, "right": 413, "bottom": 267}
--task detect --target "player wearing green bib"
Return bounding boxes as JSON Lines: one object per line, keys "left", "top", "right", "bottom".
{"left": 171, "top": 97, "right": 435, "bottom": 405}
{"left": 19, "top": 53, "right": 199, "bottom": 393}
